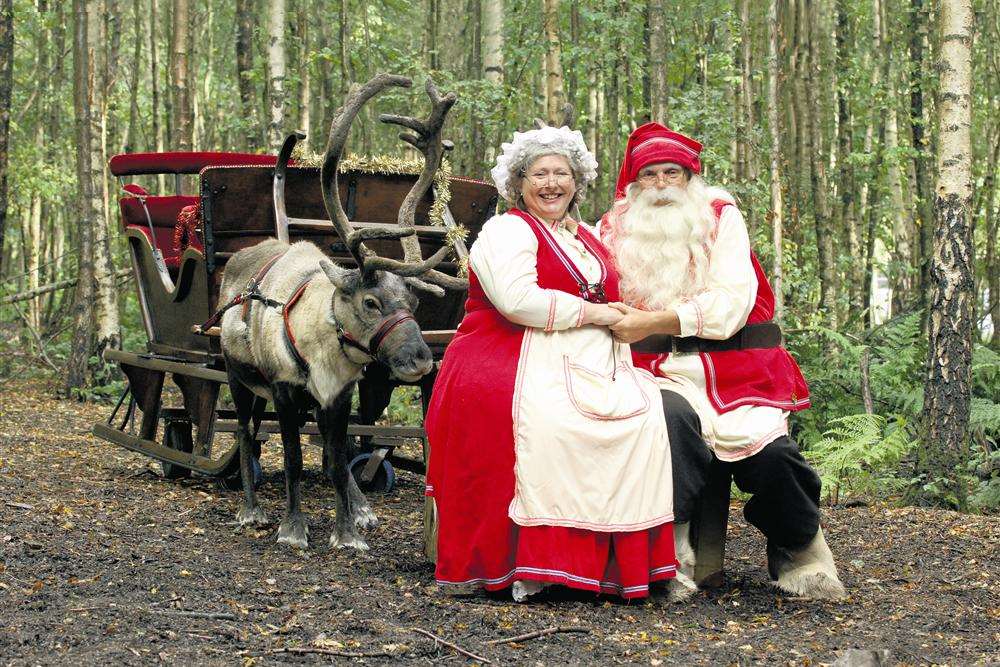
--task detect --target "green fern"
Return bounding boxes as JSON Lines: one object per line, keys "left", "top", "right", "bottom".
{"left": 804, "top": 413, "right": 917, "bottom": 504}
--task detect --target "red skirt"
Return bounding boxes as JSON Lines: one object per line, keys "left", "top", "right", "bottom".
{"left": 425, "top": 309, "right": 677, "bottom": 599}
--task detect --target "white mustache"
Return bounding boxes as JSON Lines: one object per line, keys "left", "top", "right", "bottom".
{"left": 639, "top": 185, "right": 686, "bottom": 205}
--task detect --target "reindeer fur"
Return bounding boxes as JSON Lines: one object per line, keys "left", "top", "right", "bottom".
{"left": 219, "top": 238, "right": 433, "bottom": 551}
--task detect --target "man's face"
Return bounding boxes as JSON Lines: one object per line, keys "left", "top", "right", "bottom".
{"left": 635, "top": 162, "right": 688, "bottom": 202}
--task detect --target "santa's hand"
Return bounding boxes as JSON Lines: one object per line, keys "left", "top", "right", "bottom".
{"left": 609, "top": 311, "right": 654, "bottom": 343}
{"left": 581, "top": 302, "right": 625, "bottom": 326}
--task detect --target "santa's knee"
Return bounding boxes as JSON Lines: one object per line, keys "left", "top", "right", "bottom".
{"left": 735, "top": 436, "right": 822, "bottom": 550}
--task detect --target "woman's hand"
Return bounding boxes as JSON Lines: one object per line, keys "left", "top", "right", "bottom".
{"left": 581, "top": 302, "right": 626, "bottom": 326}
{"left": 608, "top": 303, "right": 679, "bottom": 343}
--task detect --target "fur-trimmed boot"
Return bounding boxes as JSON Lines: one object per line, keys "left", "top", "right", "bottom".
{"left": 768, "top": 527, "right": 846, "bottom": 600}
{"left": 511, "top": 579, "right": 549, "bottom": 602}
{"left": 667, "top": 522, "right": 698, "bottom": 602}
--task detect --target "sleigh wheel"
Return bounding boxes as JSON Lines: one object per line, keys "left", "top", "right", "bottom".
{"left": 218, "top": 456, "right": 263, "bottom": 492}
{"left": 350, "top": 452, "right": 396, "bottom": 494}
{"left": 161, "top": 419, "right": 194, "bottom": 479}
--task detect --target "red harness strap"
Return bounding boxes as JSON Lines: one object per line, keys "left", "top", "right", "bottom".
{"left": 282, "top": 276, "right": 315, "bottom": 374}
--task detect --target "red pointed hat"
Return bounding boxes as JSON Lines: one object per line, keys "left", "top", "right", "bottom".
{"left": 614, "top": 122, "right": 703, "bottom": 198}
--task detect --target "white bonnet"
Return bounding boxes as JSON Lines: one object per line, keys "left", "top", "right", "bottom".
{"left": 490, "top": 125, "right": 599, "bottom": 204}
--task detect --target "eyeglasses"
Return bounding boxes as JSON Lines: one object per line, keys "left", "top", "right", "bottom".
{"left": 523, "top": 170, "right": 575, "bottom": 187}
{"left": 637, "top": 167, "right": 686, "bottom": 185}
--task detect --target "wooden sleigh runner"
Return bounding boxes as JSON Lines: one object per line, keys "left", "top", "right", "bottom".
{"left": 93, "top": 129, "right": 498, "bottom": 491}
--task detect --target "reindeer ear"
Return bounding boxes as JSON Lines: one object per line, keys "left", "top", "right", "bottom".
{"left": 404, "top": 276, "right": 446, "bottom": 297}
{"left": 320, "top": 259, "right": 351, "bottom": 291}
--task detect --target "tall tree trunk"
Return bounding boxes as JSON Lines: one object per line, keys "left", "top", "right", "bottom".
{"left": 0, "top": 0, "right": 12, "bottom": 277}
{"left": 170, "top": 0, "right": 192, "bottom": 153}
{"left": 235, "top": 0, "right": 257, "bottom": 150}
{"left": 339, "top": 0, "right": 352, "bottom": 94}
{"left": 910, "top": 0, "right": 935, "bottom": 316}
{"left": 124, "top": 0, "right": 142, "bottom": 152}
{"left": 88, "top": 0, "right": 121, "bottom": 365}
{"left": 835, "top": 0, "right": 862, "bottom": 316}
{"left": 885, "top": 67, "right": 914, "bottom": 312}
{"left": 647, "top": 0, "right": 667, "bottom": 124}
{"left": 297, "top": 1, "right": 311, "bottom": 151}
{"left": 150, "top": 0, "right": 165, "bottom": 190}
{"left": 425, "top": 0, "right": 439, "bottom": 71}
{"left": 918, "top": 0, "right": 974, "bottom": 508}
{"left": 735, "top": 0, "right": 754, "bottom": 185}
{"left": 859, "top": 0, "right": 884, "bottom": 327}
{"left": 267, "top": 0, "right": 286, "bottom": 151}
{"left": 66, "top": 0, "right": 99, "bottom": 394}
{"left": 767, "top": 0, "right": 784, "bottom": 320}
{"left": 483, "top": 0, "right": 503, "bottom": 85}
{"left": 805, "top": 0, "right": 836, "bottom": 323}
{"left": 543, "top": 0, "right": 565, "bottom": 125}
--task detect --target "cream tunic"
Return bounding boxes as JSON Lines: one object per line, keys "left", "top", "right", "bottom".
{"left": 610, "top": 205, "right": 790, "bottom": 462}
{"left": 470, "top": 213, "right": 673, "bottom": 531}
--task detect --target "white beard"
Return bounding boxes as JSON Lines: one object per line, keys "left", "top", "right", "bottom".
{"left": 609, "top": 178, "right": 718, "bottom": 310}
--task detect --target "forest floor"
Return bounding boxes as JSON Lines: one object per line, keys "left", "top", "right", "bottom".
{"left": 1, "top": 377, "right": 998, "bottom": 666}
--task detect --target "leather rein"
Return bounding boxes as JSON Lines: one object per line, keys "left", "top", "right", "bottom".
{"left": 200, "top": 252, "right": 416, "bottom": 375}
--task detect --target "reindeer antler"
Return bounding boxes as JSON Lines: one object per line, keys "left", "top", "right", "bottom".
{"left": 374, "top": 78, "right": 468, "bottom": 291}
{"left": 320, "top": 74, "right": 416, "bottom": 271}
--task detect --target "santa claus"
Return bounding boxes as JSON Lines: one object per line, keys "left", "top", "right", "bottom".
{"left": 601, "top": 122, "right": 846, "bottom": 601}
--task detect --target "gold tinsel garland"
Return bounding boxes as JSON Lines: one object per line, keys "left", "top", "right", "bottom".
{"left": 291, "top": 148, "right": 455, "bottom": 229}
{"left": 291, "top": 148, "right": 468, "bottom": 277}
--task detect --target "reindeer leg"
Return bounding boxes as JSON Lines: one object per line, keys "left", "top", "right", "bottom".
{"left": 317, "top": 388, "right": 370, "bottom": 551}
{"left": 318, "top": 387, "right": 376, "bottom": 530}
{"left": 228, "top": 368, "right": 268, "bottom": 527}
{"left": 273, "top": 383, "right": 309, "bottom": 549}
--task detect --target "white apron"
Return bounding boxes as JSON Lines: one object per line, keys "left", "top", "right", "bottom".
{"left": 506, "top": 223, "right": 673, "bottom": 532}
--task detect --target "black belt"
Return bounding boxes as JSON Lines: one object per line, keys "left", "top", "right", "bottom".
{"left": 631, "top": 322, "right": 783, "bottom": 354}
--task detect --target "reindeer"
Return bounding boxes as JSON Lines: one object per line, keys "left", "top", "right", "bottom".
{"left": 219, "top": 74, "right": 465, "bottom": 550}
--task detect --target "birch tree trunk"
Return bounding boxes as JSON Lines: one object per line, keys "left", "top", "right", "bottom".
{"left": 647, "top": 0, "right": 667, "bottom": 124}
{"left": 767, "top": 0, "right": 784, "bottom": 320}
{"left": 124, "top": 0, "right": 142, "bottom": 153}
{"left": 0, "top": 0, "right": 13, "bottom": 276}
{"left": 297, "top": 2, "right": 311, "bottom": 151}
{"left": 170, "top": 0, "right": 192, "bottom": 152}
{"left": 885, "top": 69, "right": 914, "bottom": 311}
{"left": 910, "top": 0, "right": 935, "bottom": 315}
{"left": 543, "top": 0, "right": 565, "bottom": 125}
{"left": 235, "top": 0, "right": 256, "bottom": 150}
{"left": 805, "top": 0, "right": 836, "bottom": 324}
{"left": 919, "top": 0, "right": 974, "bottom": 508}
{"left": 483, "top": 0, "right": 503, "bottom": 84}
{"left": 88, "top": 0, "right": 121, "bottom": 365}
{"left": 267, "top": 0, "right": 287, "bottom": 152}
{"left": 65, "top": 0, "right": 99, "bottom": 393}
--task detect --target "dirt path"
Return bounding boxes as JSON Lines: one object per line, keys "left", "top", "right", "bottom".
{"left": 1, "top": 379, "right": 997, "bottom": 665}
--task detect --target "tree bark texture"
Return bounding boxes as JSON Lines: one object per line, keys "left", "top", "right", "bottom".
{"left": 267, "top": 0, "right": 287, "bottom": 152}
{"left": 919, "top": 0, "right": 974, "bottom": 508}
{"left": 88, "top": 0, "right": 122, "bottom": 366}
{"left": 66, "top": 0, "right": 98, "bottom": 393}
{"left": 767, "top": 0, "right": 784, "bottom": 320}
{"left": 483, "top": 0, "right": 503, "bottom": 84}
{"left": 235, "top": 0, "right": 256, "bottom": 150}
{"left": 543, "top": 0, "right": 565, "bottom": 125}
{"left": 170, "top": 0, "right": 192, "bottom": 152}
{"left": 647, "top": 0, "right": 667, "bottom": 124}
{"left": 0, "top": 0, "right": 12, "bottom": 276}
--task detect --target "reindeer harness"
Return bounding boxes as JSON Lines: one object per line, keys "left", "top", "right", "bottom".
{"left": 201, "top": 251, "right": 417, "bottom": 375}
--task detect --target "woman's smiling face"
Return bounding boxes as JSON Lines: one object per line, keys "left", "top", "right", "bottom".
{"left": 520, "top": 154, "right": 577, "bottom": 223}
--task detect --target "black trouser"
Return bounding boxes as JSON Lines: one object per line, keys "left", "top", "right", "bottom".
{"left": 662, "top": 390, "right": 821, "bottom": 551}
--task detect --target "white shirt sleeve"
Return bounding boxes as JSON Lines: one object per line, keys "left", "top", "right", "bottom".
{"left": 673, "top": 206, "right": 758, "bottom": 339}
{"left": 469, "top": 214, "right": 586, "bottom": 331}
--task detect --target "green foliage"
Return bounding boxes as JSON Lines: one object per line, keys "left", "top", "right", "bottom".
{"left": 804, "top": 413, "right": 916, "bottom": 503}
{"left": 789, "top": 311, "right": 1000, "bottom": 511}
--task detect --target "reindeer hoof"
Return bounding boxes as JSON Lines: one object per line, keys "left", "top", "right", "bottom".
{"left": 329, "top": 531, "right": 369, "bottom": 552}
{"left": 236, "top": 506, "right": 268, "bottom": 527}
{"left": 353, "top": 504, "right": 378, "bottom": 530}
{"left": 277, "top": 518, "right": 309, "bottom": 549}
